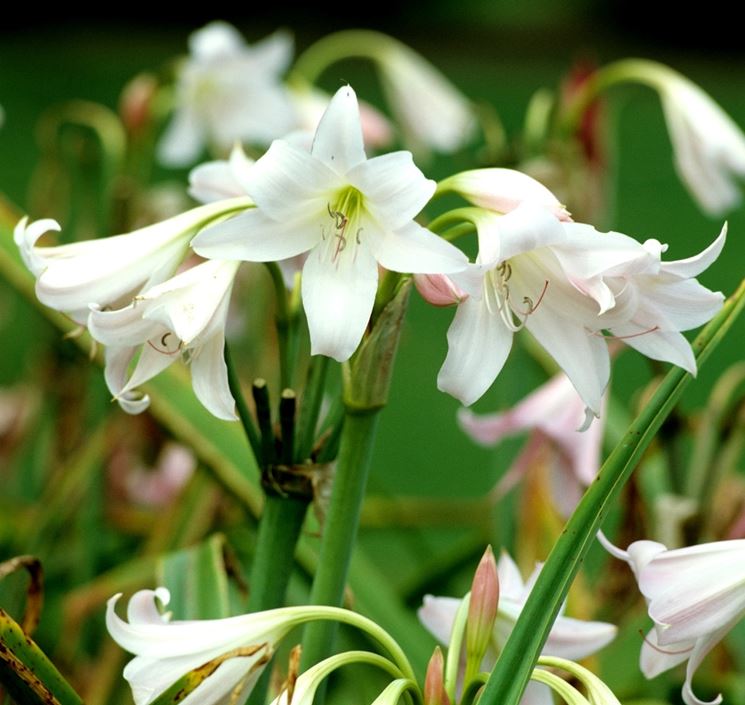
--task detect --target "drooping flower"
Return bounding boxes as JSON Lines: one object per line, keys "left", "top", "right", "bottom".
{"left": 437, "top": 204, "right": 725, "bottom": 415}
{"left": 107, "top": 588, "right": 415, "bottom": 705}
{"left": 193, "top": 85, "right": 467, "bottom": 362}
{"left": 601, "top": 534, "right": 745, "bottom": 705}
{"left": 419, "top": 551, "right": 616, "bottom": 705}
{"left": 656, "top": 68, "right": 745, "bottom": 215}
{"left": 88, "top": 258, "right": 240, "bottom": 419}
{"left": 458, "top": 372, "right": 605, "bottom": 515}
{"left": 158, "top": 22, "right": 297, "bottom": 166}
{"left": 14, "top": 199, "right": 250, "bottom": 325}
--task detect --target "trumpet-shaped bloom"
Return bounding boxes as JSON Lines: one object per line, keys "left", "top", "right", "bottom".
{"left": 602, "top": 536, "right": 745, "bottom": 705}
{"left": 159, "top": 22, "right": 297, "bottom": 166}
{"left": 14, "top": 199, "right": 251, "bottom": 325}
{"left": 419, "top": 551, "right": 616, "bottom": 705}
{"left": 437, "top": 204, "right": 725, "bottom": 415}
{"left": 89, "top": 259, "right": 240, "bottom": 419}
{"left": 193, "top": 85, "right": 467, "bottom": 361}
{"left": 458, "top": 372, "right": 605, "bottom": 515}
{"left": 658, "top": 71, "right": 745, "bottom": 215}
{"left": 437, "top": 169, "right": 572, "bottom": 222}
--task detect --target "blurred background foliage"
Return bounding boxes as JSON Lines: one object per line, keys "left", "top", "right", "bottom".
{"left": 0, "top": 2, "right": 743, "bottom": 704}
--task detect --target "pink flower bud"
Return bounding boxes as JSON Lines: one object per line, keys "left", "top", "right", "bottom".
{"left": 414, "top": 273, "right": 468, "bottom": 307}
{"left": 424, "top": 646, "right": 450, "bottom": 705}
{"left": 465, "top": 546, "right": 499, "bottom": 678}
{"left": 119, "top": 74, "right": 158, "bottom": 135}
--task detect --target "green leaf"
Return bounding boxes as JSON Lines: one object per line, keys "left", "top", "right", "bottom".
{"left": 0, "top": 609, "right": 83, "bottom": 705}
{"left": 157, "top": 534, "right": 246, "bottom": 620}
{"left": 480, "top": 277, "right": 745, "bottom": 705}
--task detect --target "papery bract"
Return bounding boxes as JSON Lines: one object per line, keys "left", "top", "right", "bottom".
{"left": 193, "top": 85, "right": 467, "bottom": 362}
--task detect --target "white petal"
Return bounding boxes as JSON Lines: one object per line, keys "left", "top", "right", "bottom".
{"left": 681, "top": 626, "right": 732, "bottom": 705}
{"left": 189, "top": 22, "right": 245, "bottom": 59}
{"left": 244, "top": 140, "right": 339, "bottom": 221}
{"left": 103, "top": 346, "right": 151, "bottom": 415}
{"left": 192, "top": 208, "right": 321, "bottom": 262}
{"left": 90, "top": 305, "right": 162, "bottom": 348}
{"left": 615, "top": 327, "right": 696, "bottom": 375}
{"left": 301, "top": 239, "right": 379, "bottom": 362}
{"left": 640, "top": 628, "right": 693, "bottom": 679}
{"left": 190, "top": 327, "right": 236, "bottom": 421}
{"left": 347, "top": 151, "right": 435, "bottom": 229}
{"left": 542, "top": 615, "right": 617, "bottom": 660}
{"left": 121, "top": 344, "right": 178, "bottom": 397}
{"left": 496, "top": 552, "right": 526, "bottom": 599}
{"left": 368, "top": 221, "right": 467, "bottom": 275}
{"left": 249, "top": 29, "right": 294, "bottom": 76}
{"left": 417, "top": 595, "right": 462, "bottom": 645}
{"left": 661, "top": 224, "right": 726, "bottom": 279}
{"left": 311, "top": 86, "right": 366, "bottom": 173}
{"left": 14, "top": 216, "right": 61, "bottom": 275}
{"left": 158, "top": 107, "right": 205, "bottom": 167}
{"left": 437, "top": 298, "right": 513, "bottom": 406}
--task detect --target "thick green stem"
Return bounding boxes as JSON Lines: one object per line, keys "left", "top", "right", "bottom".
{"left": 296, "top": 356, "right": 330, "bottom": 461}
{"left": 300, "top": 409, "right": 381, "bottom": 670}
{"left": 264, "top": 262, "right": 295, "bottom": 390}
{"left": 479, "top": 278, "right": 745, "bottom": 705}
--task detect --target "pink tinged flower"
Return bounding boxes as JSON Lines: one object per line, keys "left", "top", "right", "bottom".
{"left": 555, "top": 223, "right": 726, "bottom": 376}
{"left": 602, "top": 536, "right": 745, "bottom": 705}
{"left": 89, "top": 259, "right": 240, "bottom": 420}
{"left": 437, "top": 169, "right": 572, "bottom": 222}
{"left": 419, "top": 551, "right": 616, "bottom": 705}
{"left": 437, "top": 205, "right": 612, "bottom": 415}
{"left": 458, "top": 373, "right": 605, "bottom": 514}
{"left": 192, "top": 85, "right": 468, "bottom": 362}
{"left": 158, "top": 22, "right": 297, "bottom": 167}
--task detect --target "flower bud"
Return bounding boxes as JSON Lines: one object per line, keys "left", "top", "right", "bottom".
{"left": 465, "top": 546, "right": 499, "bottom": 681}
{"left": 424, "top": 647, "right": 450, "bottom": 705}
{"left": 414, "top": 273, "right": 467, "bottom": 307}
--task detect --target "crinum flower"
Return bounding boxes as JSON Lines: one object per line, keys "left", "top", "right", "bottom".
{"left": 601, "top": 534, "right": 745, "bottom": 705}
{"left": 192, "top": 84, "right": 467, "bottom": 362}
{"left": 159, "top": 22, "right": 297, "bottom": 166}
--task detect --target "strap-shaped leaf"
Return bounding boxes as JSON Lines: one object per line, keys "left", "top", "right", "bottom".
{"left": 0, "top": 609, "right": 83, "bottom": 705}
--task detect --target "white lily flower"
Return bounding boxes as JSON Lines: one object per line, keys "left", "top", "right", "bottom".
{"left": 373, "top": 35, "right": 475, "bottom": 157}
{"left": 458, "top": 372, "right": 605, "bottom": 515}
{"left": 108, "top": 588, "right": 415, "bottom": 705}
{"left": 188, "top": 144, "right": 256, "bottom": 203}
{"left": 657, "top": 70, "right": 745, "bottom": 215}
{"left": 89, "top": 258, "right": 240, "bottom": 420}
{"left": 419, "top": 551, "right": 616, "bottom": 705}
{"left": 437, "top": 169, "right": 572, "bottom": 222}
{"left": 193, "top": 85, "right": 468, "bottom": 361}
{"left": 438, "top": 205, "right": 725, "bottom": 415}
{"left": 159, "top": 22, "right": 297, "bottom": 166}
{"left": 602, "top": 535, "right": 745, "bottom": 705}
{"left": 14, "top": 199, "right": 250, "bottom": 325}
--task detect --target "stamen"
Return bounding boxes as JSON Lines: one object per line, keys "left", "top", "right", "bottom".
{"left": 639, "top": 629, "right": 693, "bottom": 656}
{"left": 147, "top": 332, "right": 183, "bottom": 356}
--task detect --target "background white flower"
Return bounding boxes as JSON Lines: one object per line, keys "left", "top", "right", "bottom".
{"left": 159, "top": 22, "right": 297, "bottom": 166}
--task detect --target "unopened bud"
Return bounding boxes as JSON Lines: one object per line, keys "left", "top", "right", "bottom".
{"left": 437, "top": 169, "right": 572, "bottom": 221}
{"left": 414, "top": 273, "right": 467, "bottom": 307}
{"left": 465, "top": 546, "right": 499, "bottom": 682}
{"left": 424, "top": 646, "right": 450, "bottom": 705}
{"left": 119, "top": 73, "right": 158, "bottom": 135}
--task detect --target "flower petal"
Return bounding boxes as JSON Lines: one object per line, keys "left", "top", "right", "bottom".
{"left": 301, "top": 239, "right": 379, "bottom": 362}
{"left": 311, "top": 86, "right": 366, "bottom": 173}
{"left": 661, "top": 224, "right": 726, "bottom": 279}
{"left": 192, "top": 208, "right": 321, "bottom": 262}
{"left": 417, "top": 595, "right": 462, "bottom": 645}
{"left": 347, "top": 151, "right": 435, "bottom": 229}
{"left": 437, "top": 298, "right": 513, "bottom": 406}
{"left": 640, "top": 627, "right": 693, "bottom": 679}
{"left": 158, "top": 107, "right": 205, "bottom": 167}
{"left": 542, "top": 615, "right": 617, "bottom": 660}
{"left": 368, "top": 220, "right": 467, "bottom": 275}
{"left": 190, "top": 326, "right": 237, "bottom": 421}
